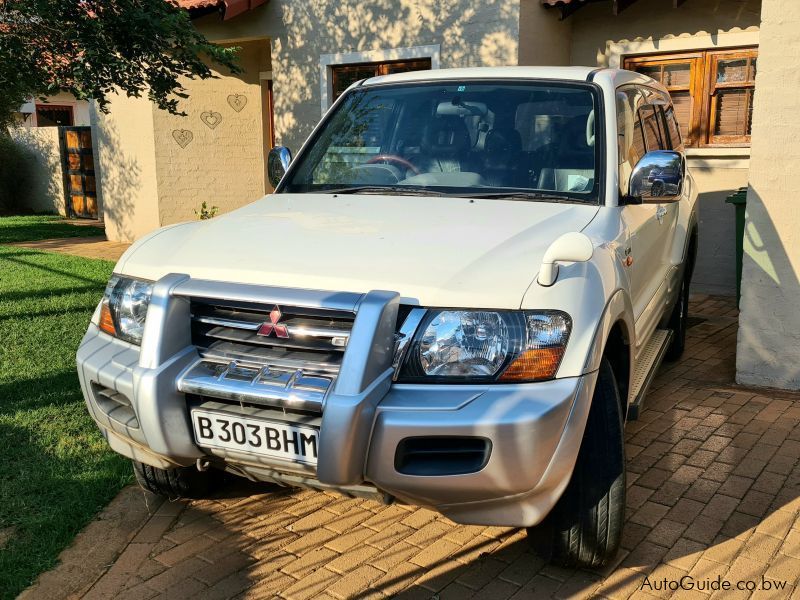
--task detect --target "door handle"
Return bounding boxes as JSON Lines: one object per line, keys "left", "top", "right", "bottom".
{"left": 655, "top": 206, "right": 667, "bottom": 224}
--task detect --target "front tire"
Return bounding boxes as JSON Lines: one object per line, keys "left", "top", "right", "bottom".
{"left": 527, "top": 357, "right": 626, "bottom": 568}
{"left": 133, "top": 460, "right": 214, "bottom": 500}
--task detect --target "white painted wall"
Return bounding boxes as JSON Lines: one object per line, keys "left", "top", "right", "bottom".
{"left": 737, "top": 0, "right": 800, "bottom": 390}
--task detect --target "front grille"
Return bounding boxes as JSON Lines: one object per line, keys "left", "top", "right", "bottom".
{"left": 181, "top": 299, "right": 357, "bottom": 414}
{"left": 191, "top": 299, "right": 355, "bottom": 374}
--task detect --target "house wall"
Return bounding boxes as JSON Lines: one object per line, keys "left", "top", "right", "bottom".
{"left": 151, "top": 40, "right": 269, "bottom": 226}
{"left": 196, "top": 0, "right": 523, "bottom": 152}
{"left": 6, "top": 127, "right": 65, "bottom": 215}
{"left": 569, "top": 0, "right": 761, "bottom": 296}
{"left": 93, "top": 94, "right": 161, "bottom": 242}
{"left": 518, "top": 0, "right": 572, "bottom": 67}
{"left": 737, "top": 0, "right": 800, "bottom": 390}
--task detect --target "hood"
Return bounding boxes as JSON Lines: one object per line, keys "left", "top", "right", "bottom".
{"left": 118, "top": 194, "right": 599, "bottom": 308}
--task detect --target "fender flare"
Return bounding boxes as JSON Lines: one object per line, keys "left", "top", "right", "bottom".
{"left": 582, "top": 288, "right": 635, "bottom": 406}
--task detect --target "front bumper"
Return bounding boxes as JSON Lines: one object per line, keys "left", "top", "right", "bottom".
{"left": 77, "top": 277, "right": 597, "bottom": 527}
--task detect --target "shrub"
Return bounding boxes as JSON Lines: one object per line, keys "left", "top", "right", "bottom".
{"left": 194, "top": 201, "right": 219, "bottom": 220}
{"left": 0, "top": 133, "right": 34, "bottom": 214}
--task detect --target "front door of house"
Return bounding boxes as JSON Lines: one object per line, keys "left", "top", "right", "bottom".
{"left": 59, "top": 126, "right": 98, "bottom": 219}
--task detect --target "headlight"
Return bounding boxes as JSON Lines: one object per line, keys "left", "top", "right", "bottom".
{"left": 98, "top": 275, "right": 154, "bottom": 345}
{"left": 397, "top": 310, "right": 571, "bottom": 383}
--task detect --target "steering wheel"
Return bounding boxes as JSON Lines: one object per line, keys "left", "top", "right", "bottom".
{"left": 366, "top": 154, "right": 420, "bottom": 175}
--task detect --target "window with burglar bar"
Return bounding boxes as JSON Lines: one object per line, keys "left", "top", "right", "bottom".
{"left": 624, "top": 47, "right": 757, "bottom": 147}
{"left": 330, "top": 58, "right": 432, "bottom": 102}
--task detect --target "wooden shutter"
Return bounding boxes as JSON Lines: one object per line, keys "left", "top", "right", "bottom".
{"left": 624, "top": 48, "right": 757, "bottom": 148}
{"left": 624, "top": 54, "right": 703, "bottom": 146}
{"left": 706, "top": 49, "right": 757, "bottom": 146}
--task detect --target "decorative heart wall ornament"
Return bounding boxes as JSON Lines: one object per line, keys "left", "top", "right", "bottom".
{"left": 200, "top": 111, "right": 223, "bottom": 129}
{"left": 172, "top": 129, "right": 193, "bottom": 148}
{"left": 227, "top": 94, "right": 247, "bottom": 112}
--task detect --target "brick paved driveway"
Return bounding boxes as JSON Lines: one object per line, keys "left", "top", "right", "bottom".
{"left": 42, "top": 297, "right": 800, "bottom": 599}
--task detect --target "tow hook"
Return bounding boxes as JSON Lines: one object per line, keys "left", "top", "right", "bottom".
{"left": 196, "top": 458, "right": 211, "bottom": 472}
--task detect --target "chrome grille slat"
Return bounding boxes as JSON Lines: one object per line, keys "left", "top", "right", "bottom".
{"left": 198, "top": 342, "right": 343, "bottom": 374}
{"left": 187, "top": 298, "right": 357, "bottom": 413}
{"left": 202, "top": 325, "right": 347, "bottom": 353}
{"left": 178, "top": 361, "right": 332, "bottom": 413}
{"left": 194, "top": 314, "right": 351, "bottom": 340}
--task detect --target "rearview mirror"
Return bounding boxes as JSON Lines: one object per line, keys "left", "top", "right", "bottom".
{"left": 628, "top": 150, "right": 684, "bottom": 203}
{"left": 267, "top": 146, "right": 292, "bottom": 188}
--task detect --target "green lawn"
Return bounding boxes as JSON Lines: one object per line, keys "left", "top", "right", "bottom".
{"left": 0, "top": 215, "right": 105, "bottom": 244}
{"left": 0, "top": 243, "right": 131, "bottom": 599}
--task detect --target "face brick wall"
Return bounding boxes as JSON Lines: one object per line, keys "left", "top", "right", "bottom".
{"left": 152, "top": 40, "right": 270, "bottom": 226}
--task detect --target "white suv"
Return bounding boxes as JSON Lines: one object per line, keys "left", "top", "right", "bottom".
{"left": 77, "top": 66, "right": 697, "bottom": 568}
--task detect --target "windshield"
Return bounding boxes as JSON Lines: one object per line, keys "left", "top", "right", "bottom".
{"left": 281, "top": 80, "right": 601, "bottom": 203}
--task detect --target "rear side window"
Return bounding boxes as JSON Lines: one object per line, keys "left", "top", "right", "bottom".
{"left": 664, "top": 105, "right": 685, "bottom": 151}
{"left": 640, "top": 105, "right": 666, "bottom": 151}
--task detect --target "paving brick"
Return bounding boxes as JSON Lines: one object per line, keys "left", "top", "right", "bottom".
{"left": 739, "top": 489, "right": 775, "bottom": 518}
{"left": 666, "top": 498, "right": 705, "bottom": 525}
{"left": 622, "top": 522, "right": 651, "bottom": 551}
{"left": 663, "top": 537, "right": 706, "bottom": 572}
{"left": 721, "top": 511, "right": 761, "bottom": 541}
{"left": 470, "top": 578, "right": 520, "bottom": 600}
{"left": 649, "top": 481, "right": 689, "bottom": 506}
{"left": 280, "top": 547, "right": 338, "bottom": 578}
{"left": 684, "top": 478, "right": 722, "bottom": 503}
{"left": 740, "top": 532, "right": 782, "bottom": 564}
{"left": 763, "top": 553, "right": 800, "bottom": 586}
{"left": 140, "top": 557, "right": 208, "bottom": 592}
{"left": 364, "top": 523, "right": 415, "bottom": 549}
{"left": 683, "top": 515, "right": 725, "bottom": 545}
{"left": 646, "top": 519, "right": 687, "bottom": 548}
{"left": 400, "top": 508, "right": 439, "bottom": 529}
{"left": 279, "top": 566, "right": 339, "bottom": 600}
{"left": 327, "top": 564, "right": 384, "bottom": 599}
{"left": 405, "top": 521, "right": 454, "bottom": 548}
{"left": 409, "top": 538, "right": 460, "bottom": 568}
{"left": 636, "top": 468, "right": 672, "bottom": 490}
{"left": 154, "top": 536, "right": 218, "bottom": 568}
{"left": 701, "top": 494, "right": 740, "bottom": 521}
{"left": 629, "top": 501, "right": 670, "bottom": 528}
{"left": 325, "top": 543, "right": 382, "bottom": 575}
{"left": 413, "top": 556, "right": 470, "bottom": 592}
{"left": 703, "top": 538, "right": 744, "bottom": 565}
{"left": 456, "top": 557, "right": 508, "bottom": 590}
{"left": 623, "top": 541, "right": 669, "bottom": 572}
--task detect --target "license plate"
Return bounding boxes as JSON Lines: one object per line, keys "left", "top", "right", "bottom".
{"left": 191, "top": 409, "right": 319, "bottom": 465}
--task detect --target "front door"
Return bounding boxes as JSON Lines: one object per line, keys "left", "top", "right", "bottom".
{"left": 59, "top": 126, "right": 98, "bottom": 219}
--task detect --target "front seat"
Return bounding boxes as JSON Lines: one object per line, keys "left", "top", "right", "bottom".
{"left": 538, "top": 114, "right": 595, "bottom": 193}
{"left": 414, "top": 116, "right": 472, "bottom": 173}
{"left": 482, "top": 127, "right": 525, "bottom": 188}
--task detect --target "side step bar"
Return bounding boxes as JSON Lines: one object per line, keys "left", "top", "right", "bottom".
{"left": 627, "top": 329, "right": 673, "bottom": 421}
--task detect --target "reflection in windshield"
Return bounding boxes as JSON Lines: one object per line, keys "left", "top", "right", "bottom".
{"left": 282, "top": 81, "right": 601, "bottom": 203}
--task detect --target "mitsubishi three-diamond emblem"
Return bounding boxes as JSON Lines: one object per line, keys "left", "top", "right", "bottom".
{"left": 256, "top": 306, "right": 289, "bottom": 338}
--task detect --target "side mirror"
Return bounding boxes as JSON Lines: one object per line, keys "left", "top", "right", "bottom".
{"left": 628, "top": 150, "right": 685, "bottom": 204}
{"left": 538, "top": 232, "right": 594, "bottom": 287}
{"left": 267, "top": 146, "right": 292, "bottom": 188}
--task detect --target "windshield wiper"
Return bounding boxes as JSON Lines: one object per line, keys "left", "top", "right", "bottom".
{"left": 323, "top": 185, "right": 446, "bottom": 196}
{"left": 462, "top": 191, "right": 582, "bottom": 203}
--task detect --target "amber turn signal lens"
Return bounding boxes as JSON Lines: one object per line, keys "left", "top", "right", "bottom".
{"left": 99, "top": 302, "right": 116, "bottom": 337}
{"left": 498, "top": 347, "right": 565, "bottom": 382}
